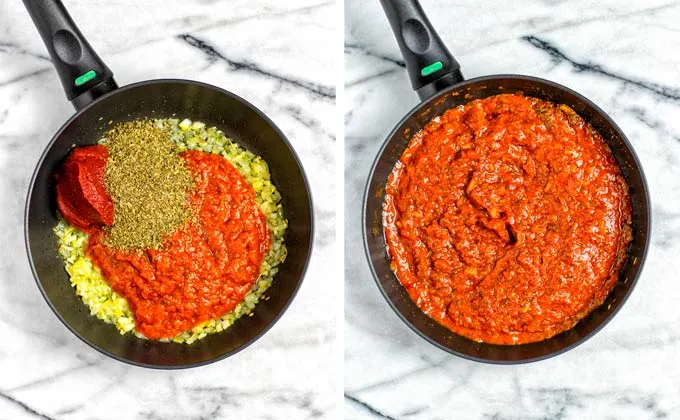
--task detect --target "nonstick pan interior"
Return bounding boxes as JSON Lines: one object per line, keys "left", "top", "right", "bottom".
{"left": 26, "top": 80, "right": 313, "bottom": 368}
{"left": 364, "top": 75, "right": 650, "bottom": 363}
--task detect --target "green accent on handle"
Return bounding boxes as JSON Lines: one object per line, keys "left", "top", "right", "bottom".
{"left": 74, "top": 70, "right": 97, "bottom": 87}
{"left": 420, "top": 61, "right": 443, "bottom": 77}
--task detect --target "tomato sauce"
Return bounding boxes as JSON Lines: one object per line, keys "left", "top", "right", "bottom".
{"left": 383, "top": 94, "right": 632, "bottom": 345}
{"left": 55, "top": 145, "right": 114, "bottom": 233}
{"left": 87, "top": 151, "right": 270, "bottom": 339}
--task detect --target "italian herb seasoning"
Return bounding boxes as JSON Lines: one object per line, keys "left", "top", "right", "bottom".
{"left": 103, "top": 119, "right": 193, "bottom": 250}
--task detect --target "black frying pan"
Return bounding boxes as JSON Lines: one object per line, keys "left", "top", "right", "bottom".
{"left": 24, "top": 0, "right": 313, "bottom": 368}
{"left": 363, "top": 0, "right": 650, "bottom": 363}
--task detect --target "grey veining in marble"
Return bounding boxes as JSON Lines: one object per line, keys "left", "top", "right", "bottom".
{"left": 0, "top": 0, "right": 336, "bottom": 419}
{"left": 345, "top": 1, "right": 680, "bottom": 419}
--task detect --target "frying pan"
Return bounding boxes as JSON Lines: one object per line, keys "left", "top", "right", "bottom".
{"left": 24, "top": 0, "right": 313, "bottom": 368}
{"left": 363, "top": 0, "right": 650, "bottom": 363}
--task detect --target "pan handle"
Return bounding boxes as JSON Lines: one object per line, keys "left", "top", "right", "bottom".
{"left": 22, "top": 0, "right": 117, "bottom": 110}
{"left": 380, "top": 0, "right": 464, "bottom": 101}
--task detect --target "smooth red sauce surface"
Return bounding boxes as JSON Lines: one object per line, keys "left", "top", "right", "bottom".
{"left": 87, "top": 151, "right": 270, "bottom": 339}
{"left": 383, "top": 94, "right": 632, "bottom": 345}
{"left": 56, "top": 145, "right": 114, "bottom": 233}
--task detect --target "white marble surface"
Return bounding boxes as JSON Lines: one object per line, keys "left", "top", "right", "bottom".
{"left": 0, "top": 0, "right": 336, "bottom": 419}
{"left": 345, "top": 1, "right": 680, "bottom": 418}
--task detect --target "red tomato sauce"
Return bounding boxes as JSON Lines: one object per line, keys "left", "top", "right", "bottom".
{"left": 87, "top": 151, "right": 270, "bottom": 339}
{"left": 55, "top": 145, "right": 114, "bottom": 233}
{"left": 383, "top": 94, "right": 632, "bottom": 345}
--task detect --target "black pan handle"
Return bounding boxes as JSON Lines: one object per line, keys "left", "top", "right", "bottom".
{"left": 380, "top": 0, "right": 464, "bottom": 101}
{"left": 22, "top": 0, "right": 117, "bottom": 110}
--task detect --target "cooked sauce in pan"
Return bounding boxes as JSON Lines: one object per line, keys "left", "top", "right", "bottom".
{"left": 383, "top": 93, "right": 632, "bottom": 344}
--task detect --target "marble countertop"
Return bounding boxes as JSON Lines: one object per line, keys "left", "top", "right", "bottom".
{"left": 0, "top": 0, "right": 336, "bottom": 419}
{"left": 345, "top": 0, "right": 680, "bottom": 419}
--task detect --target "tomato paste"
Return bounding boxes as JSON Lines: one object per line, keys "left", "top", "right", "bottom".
{"left": 383, "top": 94, "right": 632, "bottom": 345}
{"left": 55, "top": 145, "right": 114, "bottom": 233}
{"left": 87, "top": 151, "right": 271, "bottom": 339}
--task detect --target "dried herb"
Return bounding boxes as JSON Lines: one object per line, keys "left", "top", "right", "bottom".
{"left": 103, "top": 119, "right": 193, "bottom": 250}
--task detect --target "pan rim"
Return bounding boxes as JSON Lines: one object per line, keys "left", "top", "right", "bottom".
{"left": 361, "top": 73, "right": 651, "bottom": 364}
{"left": 24, "top": 78, "right": 315, "bottom": 369}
